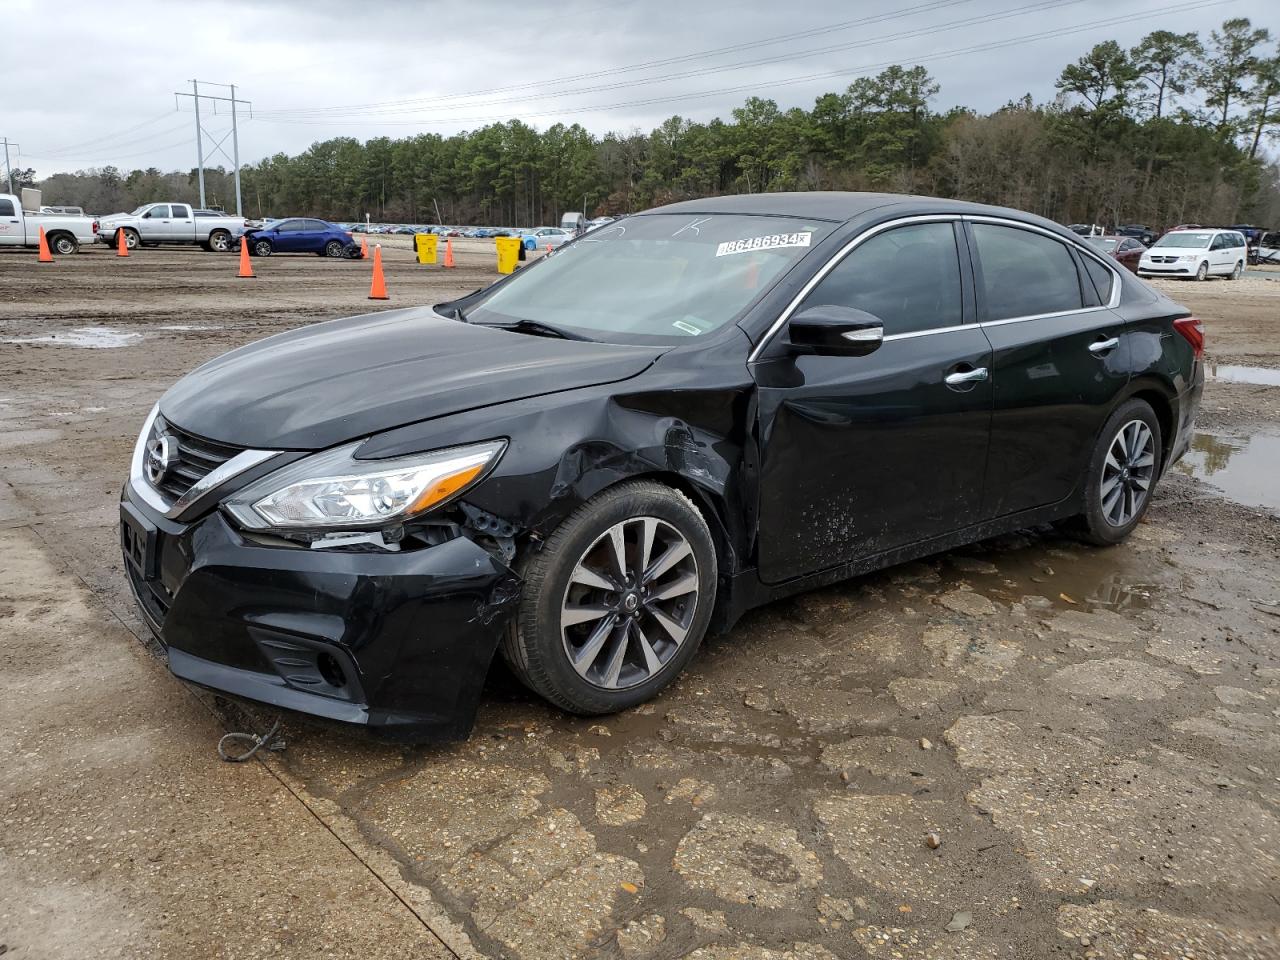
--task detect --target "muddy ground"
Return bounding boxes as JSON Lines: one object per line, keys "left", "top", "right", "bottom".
{"left": 1, "top": 245, "right": 1278, "bottom": 960}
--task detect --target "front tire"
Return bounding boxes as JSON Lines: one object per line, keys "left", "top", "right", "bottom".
{"left": 1069, "top": 399, "right": 1162, "bottom": 546}
{"left": 122, "top": 228, "right": 140, "bottom": 250}
{"left": 252, "top": 239, "right": 273, "bottom": 257}
{"left": 502, "top": 481, "right": 717, "bottom": 715}
{"left": 1195, "top": 261, "right": 1209, "bottom": 281}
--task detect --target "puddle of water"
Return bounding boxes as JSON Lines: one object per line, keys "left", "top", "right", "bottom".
{"left": 1206, "top": 363, "right": 1280, "bottom": 387}
{"left": 945, "top": 545, "right": 1158, "bottom": 613}
{"left": 1176, "top": 431, "right": 1280, "bottom": 512}
{"left": 1, "top": 326, "right": 143, "bottom": 349}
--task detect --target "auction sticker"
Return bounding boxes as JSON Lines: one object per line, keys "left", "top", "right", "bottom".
{"left": 715, "top": 232, "right": 812, "bottom": 257}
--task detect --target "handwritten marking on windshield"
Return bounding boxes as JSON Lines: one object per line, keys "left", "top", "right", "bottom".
{"left": 672, "top": 217, "right": 713, "bottom": 238}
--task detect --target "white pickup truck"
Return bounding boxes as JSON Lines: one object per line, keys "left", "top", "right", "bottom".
{"left": 0, "top": 193, "right": 99, "bottom": 254}
{"left": 97, "top": 202, "right": 247, "bottom": 252}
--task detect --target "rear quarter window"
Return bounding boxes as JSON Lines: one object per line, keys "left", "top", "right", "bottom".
{"left": 1081, "top": 254, "right": 1115, "bottom": 304}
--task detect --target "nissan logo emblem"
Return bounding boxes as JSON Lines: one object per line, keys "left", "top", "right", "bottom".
{"left": 145, "top": 434, "right": 173, "bottom": 485}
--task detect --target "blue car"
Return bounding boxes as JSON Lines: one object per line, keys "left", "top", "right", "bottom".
{"left": 243, "top": 218, "right": 359, "bottom": 258}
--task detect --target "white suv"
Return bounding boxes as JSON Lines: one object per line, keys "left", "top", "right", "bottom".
{"left": 1138, "top": 228, "right": 1247, "bottom": 281}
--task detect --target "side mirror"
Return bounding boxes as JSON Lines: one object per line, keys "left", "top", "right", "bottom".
{"left": 141, "top": 211, "right": 153, "bottom": 219}
{"left": 788, "top": 305, "right": 884, "bottom": 357}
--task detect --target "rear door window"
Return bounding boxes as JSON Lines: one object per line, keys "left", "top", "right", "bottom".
{"left": 171, "top": 205, "right": 191, "bottom": 218}
{"left": 800, "top": 221, "right": 964, "bottom": 336}
{"left": 971, "top": 224, "right": 1084, "bottom": 321}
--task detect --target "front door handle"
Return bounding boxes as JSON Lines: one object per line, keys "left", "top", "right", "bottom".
{"left": 945, "top": 366, "right": 989, "bottom": 386}
{"left": 1089, "top": 336, "right": 1120, "bottom": 355}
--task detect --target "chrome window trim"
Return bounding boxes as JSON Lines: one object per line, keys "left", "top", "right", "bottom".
{"left": 129, "top": 404, "right": 280, "bottom": 520}
{"left": 749, "top": 212, "right": 1122, "bottom": 362}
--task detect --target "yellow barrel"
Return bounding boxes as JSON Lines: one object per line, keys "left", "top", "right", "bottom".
{"left": 414, "top": 233, "right": 439, "bottom": 265}
{"left": 495, "top": 236, "right": 522, "bottom": 275}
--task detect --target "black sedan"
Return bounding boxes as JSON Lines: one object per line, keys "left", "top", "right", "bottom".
{"left": 120, "top": 192, "right": 1204, "bottom": 741}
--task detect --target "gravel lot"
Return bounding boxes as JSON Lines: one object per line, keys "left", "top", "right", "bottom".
{"left": 1, "top": 245, "right": 1278, "bottom": 959}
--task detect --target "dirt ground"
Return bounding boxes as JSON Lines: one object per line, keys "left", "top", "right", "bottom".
{"left": 1, "top": 244, "right": 1278, "bottom": 960}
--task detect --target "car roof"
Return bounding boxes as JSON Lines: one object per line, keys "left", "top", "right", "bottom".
{"left": 643, "top": 191, "right": 1072, "bottom": 233}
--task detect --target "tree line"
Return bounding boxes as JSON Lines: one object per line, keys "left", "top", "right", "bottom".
{"left": 25, "top": 17, "right": 1280, "bottom": 230}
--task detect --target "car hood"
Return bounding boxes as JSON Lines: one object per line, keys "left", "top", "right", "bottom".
{"left": 159, "top": 307, "right": 662, "bottom": 450}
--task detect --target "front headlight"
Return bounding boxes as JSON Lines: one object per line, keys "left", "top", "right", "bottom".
{"left": 223, "top": 439, "right": 505, "bottom": 531}
{"left": 1179, "top": 255, "right": 1197, "bottom": 261}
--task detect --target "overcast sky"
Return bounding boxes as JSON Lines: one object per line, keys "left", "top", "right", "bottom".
{"left": 5, "top": 0, "right": 1267, "bottom": 178}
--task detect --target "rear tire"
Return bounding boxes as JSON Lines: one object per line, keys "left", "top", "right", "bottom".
{"left": 501, "top": 481, "right": 717, "bottom": 715}
{"left": 325, "top": 240, "right": 345, "bottom": 258}
{"left": 1067, "top": 398, "right": 1162, "bottom": 546}
{"left": 1229, "top": 261, "right": 1243, "bottom": 280}
{"left": 208, "top": 230, "right": 232, "bottom": 253}
{"left": 50, "top": 234, "right": 78, "bottom": 255}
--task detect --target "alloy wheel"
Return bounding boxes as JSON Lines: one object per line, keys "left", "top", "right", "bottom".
{"left": 560, "top": 516, "right": 700, "bottom": 690}
{"left": 210, "top": 233, "right": 230, "bottom": 252}
{"left": 1100, "top": 419, "right": 1155, "bottom": 527}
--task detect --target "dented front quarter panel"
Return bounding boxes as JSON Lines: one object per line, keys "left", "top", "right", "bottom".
{"left": 356, "top": 329, "right": 760, "bottom": 588}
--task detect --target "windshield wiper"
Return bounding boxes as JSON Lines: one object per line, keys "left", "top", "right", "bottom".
{"left": 471, "top": 318, "right": 591, "bottom": 341}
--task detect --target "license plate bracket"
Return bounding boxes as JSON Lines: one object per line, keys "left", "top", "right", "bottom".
{"left": 120, "top": 500, "right": 158, "bottom": 580}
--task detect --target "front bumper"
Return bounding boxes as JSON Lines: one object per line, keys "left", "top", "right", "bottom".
{"left": 121, "top": 481, "right": 520, "bottom": 741}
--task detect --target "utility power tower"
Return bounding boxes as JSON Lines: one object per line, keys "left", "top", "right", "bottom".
{"left": 174, "top": 81, "right": 251, "bottom": 216}
{"left": 1, "top": 137, "right": 18, "bottom": 193}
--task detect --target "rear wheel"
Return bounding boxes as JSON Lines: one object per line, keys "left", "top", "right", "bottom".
{"left": 1229, "top": 260, "right": 1243, "bottom": 280}
{"left": 1068, "top": 398, "right": 1162, "bottom": 546}
{"left": 50, "top": 234, "right": 78, "bottom": 255}
{"left": 502, "top": 481, "right": 717, "bottom": 715}
{"left": 324, "top": 240, "right": 345, "bottom": 258}
{"left": 252, "top": 239, "right": 273, "bottom": 257}
{"left": 1195, "top": 261, "right": 1209, "bottom": 281}
{"left": 208, "top": 230, "right": 232, "bottom": 253}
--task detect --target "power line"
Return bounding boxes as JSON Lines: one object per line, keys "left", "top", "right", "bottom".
{"left": 256, "top": 0, "right": 1236, "bottom": 130}
{"left": 31, "top": 111, "right": 177, "bottom": 159}
{"left": 257, "top": 0, "right": 982, "bottom": 119}
{"left": 27, "top": 121, "right": 192, "bottom": 162}
{"left": 258, "top": 0, "right": 1082, "bottom": 122}
{"left": 23, "top": 134, "right": 198, "bottom": 165}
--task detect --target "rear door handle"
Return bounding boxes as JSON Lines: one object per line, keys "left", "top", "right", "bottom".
{"left": 944, "top": 367, "right": 989, "bottom": 386}
{"left": 1089, "top": 337, "right": 1120, "bottom": 355}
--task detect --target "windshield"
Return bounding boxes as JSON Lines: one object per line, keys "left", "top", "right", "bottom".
{"left": 1087, "top": 238, "right": 1118, "bottom": 251}
{"left": 129, "top": 206, "right": 148, "bottom": 216}
{"left": 1154, "top": 232, "right": 1212, "bottom": 249}
{"left": 463, "top": 213, "right": 833, "bottom": 342}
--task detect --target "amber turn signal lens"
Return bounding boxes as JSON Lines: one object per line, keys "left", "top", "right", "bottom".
{"left": 407, "top": 463, "right": 485, "bottom": 515}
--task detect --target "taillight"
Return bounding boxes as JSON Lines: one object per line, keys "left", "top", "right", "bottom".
{"left": 1173, "top": 316, "right": 1204, "bottom": 360}
{"left": 92, "top": 220, "right": 99, "bottom": 234}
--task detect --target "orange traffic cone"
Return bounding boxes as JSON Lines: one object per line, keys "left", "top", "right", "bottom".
{"left": 238, "top": 237, "right": 255, "bottom": 278}
{"left": 116, "top": 227, "right": 129, "bottom": 257}
{"left": 37, "top": 226, "right": 54, "bottom": 263}
{"left": 368, "top": 244, "right": 389, "bottom": 300}
{"left": 443, "top": 237, "right": 455, "bottom": 269}
{"left": 360, "top": 235, "right": 369, "bottom": 259}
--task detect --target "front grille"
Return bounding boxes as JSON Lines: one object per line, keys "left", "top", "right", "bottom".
{"left": 150, "top": 416, "right": 244, "bottom": 502}
{"left": 1151, "top": 256, "right": 1179, "bottom": 264}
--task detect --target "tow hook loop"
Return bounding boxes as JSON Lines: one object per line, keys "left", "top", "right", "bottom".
{"left": 217, "top": 717, "right": 286, "bottom": 762}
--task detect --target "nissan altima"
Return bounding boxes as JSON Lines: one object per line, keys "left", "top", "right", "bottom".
{"left": 120, "top": 192, "right": 1204, "bottom": 741}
